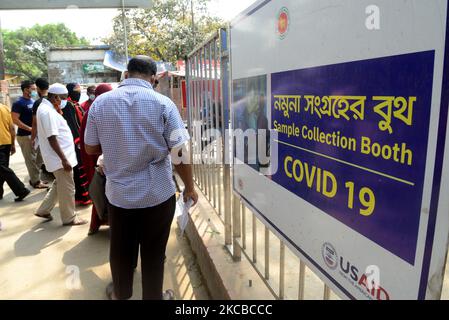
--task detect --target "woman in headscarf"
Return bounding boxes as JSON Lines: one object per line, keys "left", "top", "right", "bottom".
{"left": 79, "top": 83, "right": 113, "bottom": 235}
{"left": 81, "top": 85, "right": 97, "bottom": 113}
{"left": 64, "top": 83, "right": 91, "bottom": 206}
{"left": 66, "top": 83, "right": 85, "bottom": 118}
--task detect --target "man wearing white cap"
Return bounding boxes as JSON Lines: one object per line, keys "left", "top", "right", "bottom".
{"left": 34, "top": 83, "right": 87, "bottom": 226}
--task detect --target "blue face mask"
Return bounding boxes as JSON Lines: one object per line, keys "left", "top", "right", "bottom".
{"left": 30, "top": 91, "right": 38, "bottom": 99}
{"left": 60, "top": 100, "right": 68, "bottom": 109}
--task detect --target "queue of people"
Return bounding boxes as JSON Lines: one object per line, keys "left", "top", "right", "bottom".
{"left": 0, "top": 55, "right": 198, "bottom": 300}
{"left": 79, "top": 83, "right": 113, "bottom": 235}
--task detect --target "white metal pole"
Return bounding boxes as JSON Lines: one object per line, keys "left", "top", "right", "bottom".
{"left": 0, "top": 15, "right": 5, "bottom": 80}
{"left": 191, "top": 0, "right": 195, "bottom": 46}
{"left": 122, "top": 0, "right": 129, "bottom": 63}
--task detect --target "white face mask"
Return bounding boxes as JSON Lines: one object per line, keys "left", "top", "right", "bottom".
{"left": 60, "top": 99, "right": 68, "bottom": 109}
{"left": 89, "top": 94, "right": 96, "bottom": 101}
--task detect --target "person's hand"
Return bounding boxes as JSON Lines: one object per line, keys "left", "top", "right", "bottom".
{"left": 183, "top": 187, "right": 198, "bottom": 206}
{"left": 10, "top": 145, "right": 16, "bottom": 156}
{"left": 62, "top": 159, "right": 72, "bottom": 172}
{"left": 97, "top": 165, "right": 105, "bottom": 176}
{"left": 31, "top": 139, "right": 36, "bottom": 149}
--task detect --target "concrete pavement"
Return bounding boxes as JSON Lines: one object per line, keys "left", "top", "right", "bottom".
{"left": 0, "top": 146, "right": 209, "bottom": 300}
{"left": 1, "top": 145, "right": 448, "bottom": 300}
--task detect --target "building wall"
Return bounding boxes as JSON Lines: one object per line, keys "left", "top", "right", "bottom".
{"left": 47, "top": 48, "right": 120, "bottom": 84}
{"left": 5, "top": 74, "right": 21, "bottom": 86}
{"left": 48, "top": 49, "right": 105, "bottom": 62}
{"left": 48, "top": 60, "right": 119, "bottom": 84}
{"left": 0, "top": 80, "right": 9, "bottom": 107}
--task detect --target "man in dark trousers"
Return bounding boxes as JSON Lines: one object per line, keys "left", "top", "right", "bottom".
{"left": 0, "top": 103, "right": 30, "bottom": 201}
{"left": 85, "top": 55, "right": 198, "bottom": 300}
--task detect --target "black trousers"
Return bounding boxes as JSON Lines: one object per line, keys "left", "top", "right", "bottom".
{"left": 0, "top": 145, "right": 27, "bottom": 197}
{"left": 108, "top": 195, "right": 176, "bottom": 300}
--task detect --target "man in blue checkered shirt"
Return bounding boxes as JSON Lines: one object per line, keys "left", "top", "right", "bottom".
{"left": 85, "top": 55, "right": 198, "bottom": 300}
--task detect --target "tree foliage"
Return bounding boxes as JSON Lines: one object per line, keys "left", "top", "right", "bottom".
{"left": 105, "top": 0, "right": 224, "bottom": 64}
{"left": 2, "top": 23, "right": 88, "bottom": 80}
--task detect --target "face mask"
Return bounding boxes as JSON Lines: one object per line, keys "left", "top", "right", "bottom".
{"left": 89, "top": 94, "right": 96, "bottom": 101}
{"left": 60, "top": 100, "right": 68, "bottom": 109}
{"left": 30, "top": 91, "right": 38, "bottom": 99}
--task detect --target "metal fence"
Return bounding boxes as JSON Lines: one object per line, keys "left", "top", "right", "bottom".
{"left": 186, "top": 28, "right": 231, "bottom": 244}
{"left": 185, "top": 28, "right": 449, "bottom": 300}
{"left": 186, "top": 28, "right": 335, "bottom": 300}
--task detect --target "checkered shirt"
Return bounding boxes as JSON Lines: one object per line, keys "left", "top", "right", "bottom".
{"left": 85, "top": 78, "right": 189, "bottom": 209}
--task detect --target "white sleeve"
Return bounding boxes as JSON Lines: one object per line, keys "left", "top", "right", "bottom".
{"left": 97, "top": 154, "right": 104, "bottom": 167}
{"left": 39, "top": 110, "right": 59, "bottom": 138}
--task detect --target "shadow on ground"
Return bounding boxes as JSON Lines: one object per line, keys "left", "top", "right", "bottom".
{"left": 62, "top": 229, "right": 111, "bottom": 300}
{"left": 14, "top": 222, "right": 70, "bottom": 256}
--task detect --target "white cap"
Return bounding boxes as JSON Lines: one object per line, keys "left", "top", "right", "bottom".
{"left": 48, "top": 83, "right": 68, "bottom": 95}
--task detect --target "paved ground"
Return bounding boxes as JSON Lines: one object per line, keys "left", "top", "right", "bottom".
{"left": 0, "top": 146, "right": 210, "bottom": 300}
{"left": 1, "top": 145, "right": 449, "bottom": 300}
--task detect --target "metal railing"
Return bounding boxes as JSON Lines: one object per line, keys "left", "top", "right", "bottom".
{"left": 186, "top": 28, "right": 232, "bottom": 243}
{"left": 186, "top": 27, "right": 335, "bottom": 300}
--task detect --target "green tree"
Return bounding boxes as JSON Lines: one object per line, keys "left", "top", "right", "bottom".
{"left": 2, "top": 23, "right": 89, "bottom": 80}
{"left": 105, "top": 0, "right": 224, "bottom": 64}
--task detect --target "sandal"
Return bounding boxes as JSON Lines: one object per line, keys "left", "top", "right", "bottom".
{"left": 63, "top": 217, "right": 88, "bottom": 226}
{"left": 105, "top": 282, "right": 116, "bottom": 300}
{"left": 162, "top": 289, "right": 175, "bottom": 300}
{"left": 34, "top": 213, "right": 53, "bottom": 221}
{"left": 31, "top": 181, "right": 49, "bottom": 189}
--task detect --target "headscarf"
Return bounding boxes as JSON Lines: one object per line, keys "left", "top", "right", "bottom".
{"left": 66, "top": 83, "right": 81, "bottom": 102}
{"left": 79, "top": 83, "right": 113, "bottom": 186}
{"left": 95, "top": 83, "right": 113, "bottom": 97}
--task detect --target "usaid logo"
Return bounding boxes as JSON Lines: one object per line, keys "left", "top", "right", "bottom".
{"left": 321, "top": 242, "right": 390, "bottom": 300}
{"left": 322, "top": 242, "right": 338, "bottom": 270}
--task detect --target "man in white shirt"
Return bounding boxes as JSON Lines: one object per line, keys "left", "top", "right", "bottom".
{"left": 34, "top": 83, "right": 87, "bottom": 226}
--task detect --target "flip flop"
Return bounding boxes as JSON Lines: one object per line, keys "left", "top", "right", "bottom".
{"left": 105, "top": 282, "right": 115, "bottom": 300}
{"left": 63, "top": 218, "right": 88, "bottom": 226}
{"left": 30, "top": 181, "right": 49, "bottom": 189}
{"left": 34, "top": 213, "right": 53, "bottom": 221}
{"left": 162, "top": 289, "right": 175, "bottom": 300}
